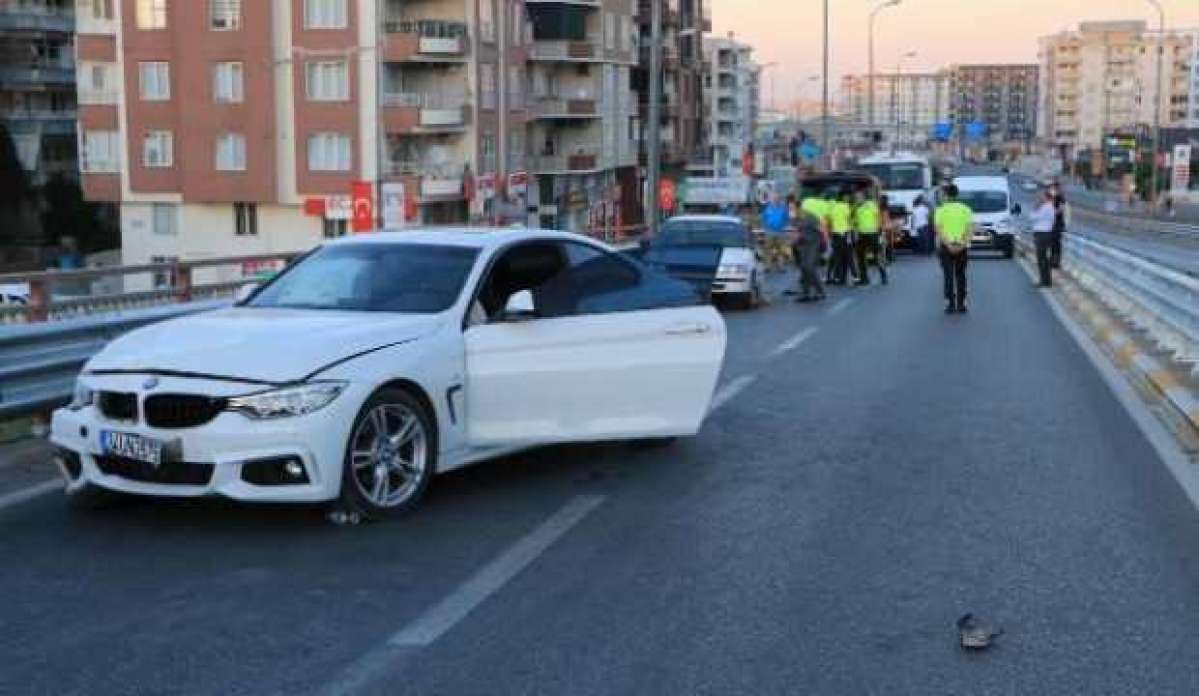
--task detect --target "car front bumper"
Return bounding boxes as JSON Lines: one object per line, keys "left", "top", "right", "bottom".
{"left": 49, "top": 375, "right": 368, "bottom": 503}
{"left": 711, "top": 277, "right": 753, "bottom": 295}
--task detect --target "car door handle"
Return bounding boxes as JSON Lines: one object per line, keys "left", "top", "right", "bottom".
{"left": 664, "top": 322, "right": 712, "bottom": 336}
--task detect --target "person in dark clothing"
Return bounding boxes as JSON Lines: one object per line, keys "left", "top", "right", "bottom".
{"left": 1049, "top": 182, "right": 1066, "bottom": 269}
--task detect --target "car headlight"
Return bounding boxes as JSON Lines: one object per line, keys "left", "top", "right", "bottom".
{"left": 227, "top": 381, "right": 347, "bottom": 420}
{"left": 718, "top": 263, "right": 751, "bottom": 278}
{"left": 68, "top": 379, "right": 94, "bottom": 411}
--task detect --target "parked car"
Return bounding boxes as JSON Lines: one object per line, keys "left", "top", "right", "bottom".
{"left": 50, "top": 229, "right": 728, "bottom": 519}
{"left": 0, "top": 283, "right": 29, "bottom": 306}
{"left": 639, "top": 215, "right": 765, "bottom": 310}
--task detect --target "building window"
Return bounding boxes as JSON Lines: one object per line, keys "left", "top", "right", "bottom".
{"left": 305, "top": 60, "right": 349, "bottom": 101}
{"left": 152, "top": 203, "right": 177, "bottom": 236}
{"left": 308, "top": 132, "right": 352, "bottom": 171}
{"left": 213, "top": 61, "right": 244, "bottom": 103}
{"left": 136, "top": 0, "right": 167, "bottom": 29}
{"left": 304, "top": 0, "right": 346, "bottom": 29}
{"left": 234, "top": 203, "right": 258, "bottom": 236}
{"left": 81, "top": 131, "right": 120, "bottom": 172}
{"left": 510, "top": 4, "right": 521, "bottom": 46}
{"left": 210, "top": 0, "right": 240, "bottom": 30}
{"left": 139, "top": 61, "right": 170, "bottom": 101}
{"left": 481, "top": 132, "right": 496, "bottom": 173}
{"left": 480, "top": 63, "right": 496, "bottom": 109}
{"left": 322, "top": 218, "right": 348, "bottom": 238}
{"left": 215, "top": 133, "right": 246, "bottom": 171}
{"left": 91, "top": 0, "right": 114, "bottom": 20}
{"left": 143, "top": 130, "right": 173, "bottom": 168}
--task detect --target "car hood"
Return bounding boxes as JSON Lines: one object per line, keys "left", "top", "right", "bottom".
{"left": 973, "top": 211, "right": 1011, "bottom": 225}
{"left": 86, "top": 307, "right": 443, "bottom": 383}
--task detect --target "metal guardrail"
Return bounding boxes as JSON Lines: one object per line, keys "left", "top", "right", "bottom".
{"left": 1070, "top": 205, "right": 1199, "bottom": 241}
{"left": 1034, "top": 232, "right": 1199, "bottom": 372}
{"left": 1067, "top": 235, "right": 1199, "bottom": 366}
{"left": 0, "top": 301, "right": 230, "bottom": 420}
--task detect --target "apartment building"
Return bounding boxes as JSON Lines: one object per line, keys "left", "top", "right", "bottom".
{"left": 840, "top": 72, "right": 949, "bottom": 146}
{"left": 702, "top": 33, "right": 757, "bottom": 174}
{"left": 75, "top": 0, "right": 640, "bottom": 281}
{"left": 1038, "top": 20, "right": 1198, "bottom": 157}
{"left": 1, "top": 0, "right": 79, "bottom": 245}
{"left": 525, "top": 0, "right": 640, "bottom": 232}
{"left": 947, "top": 64, "right": 1038, "bottom": 146}
{"left": 632, "top": 0, "right": 707, "bottom": 168}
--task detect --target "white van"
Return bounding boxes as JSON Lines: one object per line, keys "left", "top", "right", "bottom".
{"left": 857, "top": 151, "right": 933, "bottom": 238}
{"left": 952, "top": 175, "right": 1019, "bottom": 258}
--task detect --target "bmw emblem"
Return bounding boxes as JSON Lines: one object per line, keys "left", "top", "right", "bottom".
{"left": 143, "top": 377, "right": 160, "bottom": 391}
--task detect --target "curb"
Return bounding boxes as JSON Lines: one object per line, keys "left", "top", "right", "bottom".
{"left": 1016, "top": 238, "right": 1199, "bottom": 435}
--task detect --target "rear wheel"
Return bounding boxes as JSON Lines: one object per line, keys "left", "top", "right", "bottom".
{"left": 336, "top": 388, "right": 436, "bottom": 521}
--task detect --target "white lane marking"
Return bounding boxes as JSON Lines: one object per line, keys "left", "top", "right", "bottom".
{"left": 709, "top": 375, "right": 756, "bottom": 413}
{"left": 0, "top": 479, "right": 61, "bottom": 512}
{"left": 1037, "top": 279, "right": 1199, "bottom": 512}
{"left": 770, "top": 327, "right": 818, "bottom": 358}
{"left": 390, "top": 494, "right": 605, "bottom": 647}
{"left": 827, "top": 298, "right": 855, "bottom": 316}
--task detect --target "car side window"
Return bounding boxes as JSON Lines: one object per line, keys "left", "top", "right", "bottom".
{"left": 475, "top": 241, "right": 569, "bottom": 321}
{"left": 555, "top": 242, "right": 697, "bottom": 315}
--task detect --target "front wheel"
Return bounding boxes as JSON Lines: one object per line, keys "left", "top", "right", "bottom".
{"left": 336, "top": 388, "right": 436, "bottom": 521}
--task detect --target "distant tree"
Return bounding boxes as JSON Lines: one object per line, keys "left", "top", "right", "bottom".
{"left": 41, "top": 174, "right": 118, "bottom": 254}
{"left": 0, "top": 125, "right": 31, "bottom": 247}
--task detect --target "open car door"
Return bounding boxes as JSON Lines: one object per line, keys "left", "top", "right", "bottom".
{"left": 464, "top": 239, "right": 726, "bottom": 447}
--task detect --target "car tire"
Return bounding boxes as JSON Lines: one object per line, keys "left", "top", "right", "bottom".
{"left": 1002, "top": 240, "right": 1014, "bottom": 259}
{"left": 335, "top": 387, "right": 437, "bottom": 522}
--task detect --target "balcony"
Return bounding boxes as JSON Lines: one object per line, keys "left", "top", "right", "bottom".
{"left": 0, "top": 64, "right": 75, "bottom": 87}
{"left": 527, "top": 0, "right": 600, "bottom": 4}
{"left": 382, "top": 162, "right": 467, "bottom": 201}
{"left": 0, "top": 106, "right": 76, "bottom": 123}
{"left": 78, "top": 89, "right": 119, "bottom": 106}
{"left": 530, "top": 36, "right": 601, "bottom": 62}
{"left": 529, "top": 153, "right": 601, "bottom": 173}
{"left": 381, "top": 20, "right": 469, "bottom": 62}
{"left": 529, "top": 96, "right": 600, "bottom": 119}
{"left": 381, "top": 93, "right": 469, "bottom": 132}
{"left": 0, "top": 5, "right": 73, "bottom": 33}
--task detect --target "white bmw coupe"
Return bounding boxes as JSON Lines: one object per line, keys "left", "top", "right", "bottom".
{"left": 51, "top": 229, "right": 727, "bottom": 519}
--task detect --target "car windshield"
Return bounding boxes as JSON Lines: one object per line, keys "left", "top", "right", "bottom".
{"left": 657, "top": 221, "right": 747, "bottom": 248}
{"left": 958, "top": 190, "right": 1009, "bottom": 213}
{"left": 248, "top": 243, "right": 479, "bottom": 313}
{"left": 861, "top": 163, "right": 926, "bottom": 190}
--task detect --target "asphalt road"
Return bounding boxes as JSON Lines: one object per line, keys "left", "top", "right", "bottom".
{"left": 4, "top": 256, "right": 1199, "bottom": 695}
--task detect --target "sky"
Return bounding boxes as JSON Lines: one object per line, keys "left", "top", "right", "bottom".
{"left": 710, "top": 0, "right": 1199, "bottom": 109}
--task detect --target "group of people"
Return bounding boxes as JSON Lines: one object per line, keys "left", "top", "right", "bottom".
{"left": 760, "top": 183, "right": 985, "bottom": 314}
{"left": 761, "top": 189, "right": 892, "bottom": 303}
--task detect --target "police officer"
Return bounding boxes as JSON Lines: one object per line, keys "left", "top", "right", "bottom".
{"left": 854, "top": 190, "right": 887, "bottom": 285}
{"left": 827, "top": 191, "right": 853, "bottom": 284}
{"left": 934, "top": 184, "right": 973, "bottom": 314}
{"left": 797, "top": 192, "right": 830, "bottom": 300}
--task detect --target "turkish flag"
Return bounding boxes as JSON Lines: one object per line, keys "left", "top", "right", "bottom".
{"left": 351, "top": 181, "right": 373, "bottom": 233}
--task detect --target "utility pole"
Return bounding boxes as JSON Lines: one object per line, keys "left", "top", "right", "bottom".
{"left": 1146, "top": 0, "right": 1165, "bottom": 214}
{"left": 821, "top": 0, "right": 830, "bottom": 168}
{"left": 646, "top": 0, "right": 663, "bottom": 236}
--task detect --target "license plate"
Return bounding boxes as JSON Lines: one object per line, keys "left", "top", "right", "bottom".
{"left": 101, "top": 430, "right": 164, "bottom": 466}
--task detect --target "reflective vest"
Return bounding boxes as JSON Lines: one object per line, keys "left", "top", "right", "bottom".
{"left": 935, "top": 201, "right": 973, "bottom": 244}
{"left": 856, "top": 201, "right": 881, "bottom": 235}
{"left": 829, "top": 201, "right": 852, "bottom": 236}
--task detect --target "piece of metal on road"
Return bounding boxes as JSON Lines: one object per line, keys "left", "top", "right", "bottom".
{"left": 770, "top": 327, "right": 818, "bottom": 358}
{"left": 0, "top": 479, "right": 60, "bottom": 512}
{"left": 709, "top": 375, "right": 756, "bottom": 413}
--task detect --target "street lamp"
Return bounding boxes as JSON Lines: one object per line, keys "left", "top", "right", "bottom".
{"left": 1145, "top": 0, "right": 1165, "bottom": 213}
{"left": 894, "top": 50, "right": 917, "bottom": 147}
{"left": 761, "top": 61, "right": 779, "bottom": 112}
{"left": 868, "top": 0, "right": 902, "bottom": 129}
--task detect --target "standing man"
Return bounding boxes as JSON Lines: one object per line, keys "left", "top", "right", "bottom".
{"left": 828, "top": 191, "right": 853, "bottom": 282}
{"left": 854, "top": 190, "right": 887, "bottom": 286}
{"left": 1030, "top": 189, "right": 1057, "bottom": 287}
{"left": 1048, "top": 181, "right": 1066, "bottom": 269}
{"left": 795, "top": 193, "right": 829, "bottom": 302}
{"left": 935, "top": 184, "right": 972, "bottom": 314}
{"left": 912, "top": 195, "right": 933, "bottom": 255}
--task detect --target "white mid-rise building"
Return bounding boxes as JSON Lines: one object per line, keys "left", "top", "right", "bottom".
{"left": 702, "top": 33, "right": 758, "bottom": 174}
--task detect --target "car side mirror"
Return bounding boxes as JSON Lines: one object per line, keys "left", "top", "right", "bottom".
{"left": 501, "top": 290, "right": 537, "bottom": 322}
{"left": 234, "top": 282, "right": 261, "bottom": 304}
{"left": 1011, "top": 204, "right": 1022, "bottom": 216}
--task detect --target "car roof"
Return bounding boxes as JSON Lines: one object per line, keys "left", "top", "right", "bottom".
{"left": 321, "top": 227, "right": 600, "bottom": 251}
{"left": 665, "top": 214, "right": 745, "bottom": 225}
{"left": 953, "top": 175, "right": 1010, "bottom": 190}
